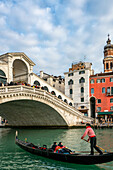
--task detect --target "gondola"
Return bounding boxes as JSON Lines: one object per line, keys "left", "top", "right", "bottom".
{"left": 15, "top": 131, "right": 113, "bottom": 165}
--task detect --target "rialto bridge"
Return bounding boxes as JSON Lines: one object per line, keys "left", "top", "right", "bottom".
{"left": 0, "top": 85, "right": 93, "bottom": 127}
{"left": 0, "top": 52, "right": 93, "bottom": 127}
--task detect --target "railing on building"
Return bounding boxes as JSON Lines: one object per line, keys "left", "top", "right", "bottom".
{"left": 106, "top": 92, "right": 113, "bottom": 96}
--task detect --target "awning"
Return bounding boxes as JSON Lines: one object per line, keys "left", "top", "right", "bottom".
{"left": 98, "top": 112, "right": 113, "bottom": 115}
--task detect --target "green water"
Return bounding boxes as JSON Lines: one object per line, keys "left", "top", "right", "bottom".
{"left": 0, "top": 128, "right": 113, "bottom": 170}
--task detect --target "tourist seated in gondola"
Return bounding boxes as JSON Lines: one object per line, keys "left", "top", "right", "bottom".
{"left": 51, "top": 142, "right": 57, "bottom": 152}
{"left": 58, "top": 142, "right": 64, "bottom": 148}
{"left": 55, "top": 142, "right": 72, "bottom": 154}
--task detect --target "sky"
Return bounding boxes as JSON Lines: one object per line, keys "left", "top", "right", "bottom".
{"left": 0, "top": 0, "right": 113, "bottom": 76}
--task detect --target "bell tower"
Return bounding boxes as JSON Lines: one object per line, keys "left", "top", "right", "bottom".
{"left": 103, "top": 34, "right": 113, "bottom": 73}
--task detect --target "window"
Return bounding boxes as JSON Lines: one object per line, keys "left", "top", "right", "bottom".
{"left": 97, "top": 79, "right": 101, "bottom": 83}
{"left": 43, "top": 86, "right": 49, "bottom": 92}
{"left": 53, "top": 79, "right": 56, "bottom": 82}
{"left": 91, "top": 88, "right": 94, "bottom": 94}
{"left": 79, "top": 70, "right": 85, "bottom": 74}
{"left": 53, "top": 84, "right": 55, "bottom": 87}
{"left": 111, "top": 87, "right": 113, "bottom": 95}
{"left": 97, "top": 107, "right": 101, "bottom": 112}
{"left": 51, "top": 91, "right": 56, "bottom": 95}
{"left": 102, "top": 87, "right": 105, "bottom": 93}
{"left": 110, "top": 62, "right": 112, "bottom": 69}
{"left": 81, "top": 87, "right": 84, "bottom": 93}
{"left": 58, "top": 95, "right": 62, "bottom": 99}
{"left": 70, "top": 89, "right": 73, "bottom": 94}
{"left": 110, "top": 78, "right": 113, "bottom": 82}
{"left": 111, "top": 106, "right": 113, "bottom": 110}
{"left": 79, "top": 77, "right": 85, "bottom": 83}
{"left": 68, "top": 79, "right": 73, "bottom": 85}
{"left": 64, "top": 99, "right": 67, "bottom": 103}
{"left": 107, "top": 87, "right": 110, "bottom": 93}
{"left": 69, "top": 102, "right": 72, "bottom": 106}
{"left": 81, "top": 98, "right": 84, "bottom": 102}
{"left": 110, "top": 98, "right": 113, "bottom": 103}
{"left": 90, "top": 79, "right": 94, "bottom": 84}
{"left": 102, "top": 78, "right": 105, "bottom": 83}
{"left": 106, "top": 63, "right": 109, "bottom": 69}
{"left": 68, "top": 73, "right": 73, "bottom": 77}
{"left": 0, "top": 70, "right": 6, "bottom": 77}
{"left": 97, "top": 99, "right": 101, "bottom": 103}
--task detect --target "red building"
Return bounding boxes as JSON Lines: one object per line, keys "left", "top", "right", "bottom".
{"left": 90, "top": 35, "right": 113, "bottom": 121}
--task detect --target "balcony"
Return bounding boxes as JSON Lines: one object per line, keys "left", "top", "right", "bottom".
{"left": 106, "top": 92, "right": 113, "bottom": 96}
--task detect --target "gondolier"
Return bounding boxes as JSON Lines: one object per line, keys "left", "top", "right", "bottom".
{"left": 15, "top": 131, "right": 113, "bottom": 165}
{"left": 81, "top": 123, "right": 103, "bottom": 155}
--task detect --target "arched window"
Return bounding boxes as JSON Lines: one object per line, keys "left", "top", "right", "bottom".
{"left": 51, "top": 91, "right": 56, "bottom": 95}
{"left": 0, "top": 70, "right": 6, "bottom": 77}
{"left": 43, "top": 86, "right": 49, "bottom": 92}
{"left": 68, "top": 79, "right": 73, "bottom": 85}
{"left": 64, "top": 99, "right": 67, "bottom": 103}
{"left": 69, "top": 102, "right": 72, "bottom": 106}
{"left": 81, "top": 87, "right": 84, "bottom": 93}
{"left": 34, "top": 80, "right": 40, "bottom": 86}
{"left": 0, "top": 70, "right": 7, "bottom": 84}
{"left": 58, "top": 95, "right": 62, "bottom": 99}
{"left": 79, "top": 77, "right": 85, "bottom": 83}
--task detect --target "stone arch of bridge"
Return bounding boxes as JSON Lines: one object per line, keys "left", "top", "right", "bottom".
{"left": 0, "top": 94, "right": 71, "bottom": 126}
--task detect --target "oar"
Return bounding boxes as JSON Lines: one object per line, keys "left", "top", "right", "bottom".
{"left": 82, "top": 138, "right": 108, "bottom": 153}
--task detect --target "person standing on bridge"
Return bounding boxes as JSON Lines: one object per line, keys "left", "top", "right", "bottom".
{"left": 81, "top": 123, "right": 103, "bottom": 155}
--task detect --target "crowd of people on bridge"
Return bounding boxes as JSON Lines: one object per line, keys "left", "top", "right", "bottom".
{"left": 0, "top": 81, "right": 51, "bottom": 91}
{"left": 0, "top": 81, "right": 73, "bottom": 106}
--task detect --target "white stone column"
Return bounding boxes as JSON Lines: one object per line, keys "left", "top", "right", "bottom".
{"left": 8, "top": 56, "right": 13, "bottom": 83}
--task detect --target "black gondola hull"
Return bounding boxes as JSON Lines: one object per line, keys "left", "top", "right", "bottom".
{"left": 15, "top": 138, "right": 113, "bottom": 165}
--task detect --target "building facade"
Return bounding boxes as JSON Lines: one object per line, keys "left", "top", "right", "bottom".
{"left": 39, "top": 71, "right": 65, "bottom": 94}
{"left": 90, "top": 35, "right": 113, "bottom": 121}
{"left": 64, "top": 61, "right": 94, "bottom": 117}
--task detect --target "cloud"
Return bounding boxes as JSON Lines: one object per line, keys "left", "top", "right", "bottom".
{"left": 0, "top": 0, "right": 113, "bottom": 76}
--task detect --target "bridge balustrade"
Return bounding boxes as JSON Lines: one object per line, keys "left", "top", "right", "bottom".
{"left": 0, "top": 85, "right": 94, "bottom": 123}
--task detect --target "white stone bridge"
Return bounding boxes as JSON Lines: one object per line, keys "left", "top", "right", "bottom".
{"left": 0, "top": 85, "right": 93, "bottom": 127}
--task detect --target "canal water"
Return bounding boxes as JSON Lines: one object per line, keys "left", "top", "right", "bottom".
{"left": 0, "top": 128, "right": 113, "bottom": 170}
